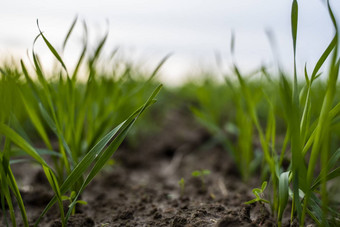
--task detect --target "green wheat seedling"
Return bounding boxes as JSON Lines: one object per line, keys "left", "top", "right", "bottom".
{"left": 0, "top": 18, "right": 163, "bottom": 226}
{"left": 61, "top": 191, "right": 87, "bottom": 215}
{"left": 230, "top": 30, "right": 281, "bottom": 215}
{"left": 0, "top": 67, "right": 34, "bottom": 227}
{"left": 278, "top": 1, "right": 340, "bottom": 226}
{"left": 245, "top": 181, "right": 270, "bottom": 205}
{"left": 189, "top": 0, "right": 340, "bottom": 226}
{"left": 0, "top": 82, "right": 162, "bottom": 227}
{"left": 192, "top": 169, "right": 211, "bottom": 191}
{"left": 245, "top": 1, "right": 340, "bottom": 226}
{"left": 262, "top": 0, "right": 340, "bottom": 226}
{"left": 178, "top": 177, "right": 185, "bottom": 197}
{"left": 227, "top": 72, "right": 268, "bottom": 182}
{"left": 190, "top": 77, "right": 260, "bottom": 181}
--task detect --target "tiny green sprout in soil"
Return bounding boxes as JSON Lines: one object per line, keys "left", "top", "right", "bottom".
{"left": 178, "top": 177, "right": 185, "bottom": 197}
{"left": 191, "top": 169, "right": 211, "bottom": 191}
{"left": 244, "top": 181, "right": 270, "bottom": 205}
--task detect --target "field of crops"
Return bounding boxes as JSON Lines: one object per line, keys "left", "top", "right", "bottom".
{"left": 1, "top": 1, "right": 340, "bottom": 226}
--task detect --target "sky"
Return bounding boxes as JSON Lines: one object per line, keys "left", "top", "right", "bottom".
{"left": 1, "top": 0, "right": 340, "bottom": 85}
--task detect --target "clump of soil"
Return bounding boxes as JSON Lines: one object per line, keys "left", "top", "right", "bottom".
{"left": 7, "top": 109, "right": 314, "bottom": 226}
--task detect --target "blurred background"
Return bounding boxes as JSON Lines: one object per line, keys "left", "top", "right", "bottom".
{"left": 1, "top": 0, "right": 340, "bottom": 85}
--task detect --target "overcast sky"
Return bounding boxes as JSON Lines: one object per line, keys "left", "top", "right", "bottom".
{"left": 1, "top": 0, "right": 340, "bottom": 84}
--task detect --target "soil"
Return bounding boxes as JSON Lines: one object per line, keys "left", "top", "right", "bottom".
{"left": 4, "top": 108, "right": 314, "bottom": 227}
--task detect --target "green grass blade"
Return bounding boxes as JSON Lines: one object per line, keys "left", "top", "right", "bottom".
{"left": 1, "top": 142, "right": 17, "bottom": 227}
{"left": 20, "top": 92, "right": 52, "bottom": 149}
{"left": 311, "top": 147, "right": 340, "bottom": 191}
{"left": 71, "top": 44, "right": 87, "bottom": 82}
{"left": 291, "top": 0, "right": 298, "bottom": 72}
{"left": 0, "top": 123, "right": 48, "bottom": 166}
{"left": 0, "top": 167, "right": 16, "bottom": 227}
{"left": 311, "top": 36, "right": 337, "bottom": 80}
{"left": 9, "top": 114, "right": 33, "bottom": 146}
{"left": 31, "top": 50, "right": 48, "bottom": 88}
{"left": 7, "top": 168, "right": 28, "bottom": 227}
{"left": 291, "top": 0, "right": 298, "bottom": 90}
{"left": 42, "top": 165, "right": 65, "bottom": 224}
{"left": 147, "top": 54, "right": 171, "bottom": 82}
{"left": 2, "top": 135, "right": 28, "bottom": 226}
{"left": 20, "top": 60, "right": 40, "bottom": 100}
{"left": 88, "top": 32, "right": 108, "bottom": 68}
{"left": 311, "top": 167, "right": 340, "bottom": 191}
{"left": 36, "top": 20, "right": 68, "bottom": 74}
{"left": 62, "top": 16, "right": 78, "bottom": 51}
{"left": 279, "top": 73, "right": 306, "bottom": 219}
{"left": 38, "top": 103, "right": 73, "bottom": 167}
{"left": 291, "top": 0, "right": 298, "bottom": 52}
{"left": 278, "top": 172, "right": 289, "bottom": 225}
{"left": 0, "top": 182, "right": 9, "bottom": 227}
{"left": 307, "top": 197, "right": 323, "bottom": 226}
